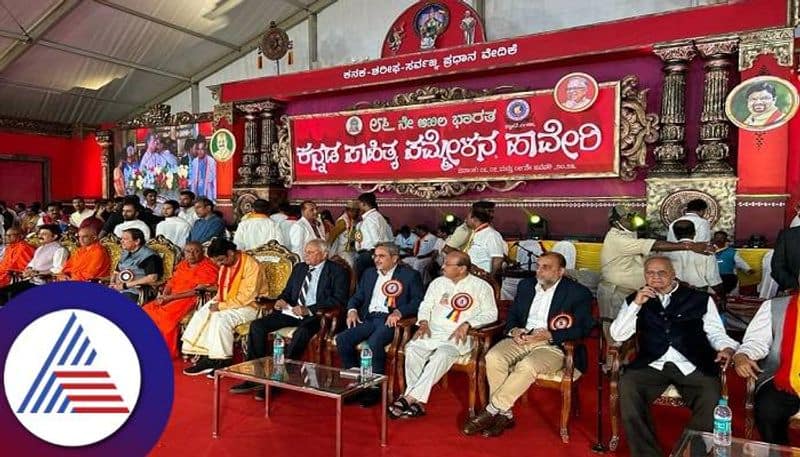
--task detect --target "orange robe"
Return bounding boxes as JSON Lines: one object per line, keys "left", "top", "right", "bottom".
{"left": 0, "top": 241, "right": 35, "bottom": 286}
{"left": 142, "top": 258, "right": 219, "bottom": 357}
{"left": 61, "top": 242, "right": 111, "bottom": 281}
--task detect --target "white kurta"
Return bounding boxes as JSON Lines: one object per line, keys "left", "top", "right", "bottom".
{"left": 180, "top": 302, "right": 258, "bottom": 359}
{"left": 69, "top": 209, "right": 94, "bottom": 228}
{"left": 114, "top": 220, "right": 152, "bottom": 240}
{"left": 355, "top": 209, "right": 393, "bottom": 251}
{"left": 155, "top": 217, "right": 192, "bottom": 248}
{"left": 402, "top": 233, "right": 440, "bottom": 281}
{"left": 234, "top": 215, "right": 286, "bottom": 251}
{"left": 289, "top": 217, "right": 325, "bottom": 261}
{"left": 403, "top": 274, "right": 498, "bottom": 403}
{"left": 178, "top": 207, "right": 198, "bottom": 226}
{"left": 667, "top": 213, "right": 712, "bottom": 243}
{"left": 465, "top": 225, "right": 507, "bottom": 273}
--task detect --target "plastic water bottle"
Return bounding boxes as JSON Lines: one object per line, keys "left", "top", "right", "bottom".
{"left": 713, "top": 397, "right": 732, "bottom": 446}
{"left": 360, "top": 345, "right": 373, "bottom": 379}
{"left": 273, "top": 334, "right": 285, "bottom": 365}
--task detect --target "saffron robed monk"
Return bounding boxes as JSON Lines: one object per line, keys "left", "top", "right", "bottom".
{"left": 610, "top": 256, "right": 738, "bottom": 457}
{"left": 0, "top": 227, "right": 35, "bottom": 288}
{"left": 59, "top": 227, "right": 111, "bottom": 281}
{"left": 142, "top": 242, "right": 219, "bottom": 358}
{"left": 336, "top": 242, "right": 424, "bottom": 407}
{"left": 182, "top": 238, "right": 267, "bottom": 377}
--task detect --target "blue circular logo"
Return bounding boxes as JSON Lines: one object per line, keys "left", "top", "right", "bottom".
{"left": 0, "top": 282, "right": 173, "bottom": 456}
{"left": 506, "top": 99, "right": 531, "bottom": 122}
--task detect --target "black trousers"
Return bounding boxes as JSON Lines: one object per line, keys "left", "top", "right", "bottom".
{"left": 0, "top": 281, "right": 37, "bottom": 306}
{"left": 755, "top": 380, "right": 800, "bottom": 445}
{"left": 720, "top": 274, "right": 739, "bottom": 295}
{"left": 246, "top": 312, "right": 321, "bottom": 361}
{"left": 619, "top": 363, "right": 720, "bottom": 457}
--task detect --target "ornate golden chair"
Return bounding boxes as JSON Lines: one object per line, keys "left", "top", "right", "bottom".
{"left": 396, "top": 269, "right": 505, "bottom": 417}
{"left": 608, "top": 338, "right": 729, "bottom": 450}
{"left": 268, "top": 255, "right": 355, "bottom": 364}
{"left": 59, "top": 233, "right": 79, "bottom": 255}
{"left": 100, "top": 234, "right": 122, "bottom": 274}
{"left": 25, "top": 233, "right": 42, "bottom": 248}
{"left": 235, "top": 241, "right": 299, "bottom": 356}
{"left": 135, "top": 235, "right": 182, "bottom": 304}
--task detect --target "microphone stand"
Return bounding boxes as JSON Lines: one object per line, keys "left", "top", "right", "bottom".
{"left": 512, "top": 241, "right": 539, "bottom": 271}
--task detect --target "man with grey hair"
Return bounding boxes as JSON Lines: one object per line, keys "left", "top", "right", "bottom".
{"left": 336, "top": 241, "right": 424, "bottom": 406}
{"left": 229, "top": 239, "right": 349, "bottom": 397}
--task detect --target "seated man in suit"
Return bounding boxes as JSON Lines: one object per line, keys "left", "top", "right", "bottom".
{"left": 733, "top": 275, "right": 800, "bottom": 445}
{"left": 182, "top": 238, "right": 267, "bottom": 377}
{"left": 463, "top": 252, "right": 593, "bottom": 437}
{"left": 610, "top": 256, "right": 738, "bottom": 457}
{"left": 772, "top": 226, "right": 800, "bottom": 292}
{"left": 390, "top": 251, "right": 497, "bottom": 418}
{"left": 229, "top": 239, "right": 348, "bottom": 399}
{"left": 59, "top": 227, "right": 111, "bottom": 281}
{"left": 142, "top": 241, "right": 218, "bottom": 358}
{"left": 336, "top": 242, "right": 424, "bottom": 407}
{"left": 110, "top": 228, "right": 163, "bottom": 302}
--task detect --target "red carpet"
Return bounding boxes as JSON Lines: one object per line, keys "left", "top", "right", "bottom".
{"left": 150, "top": 343, "right": 770, "bottom": 457}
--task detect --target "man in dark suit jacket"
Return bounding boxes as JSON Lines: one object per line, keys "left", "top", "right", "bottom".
{"left": 463, "top": 252, "right": 593, "bottom": 437}
{"left": 772, "top": 226, "right": 800, "bottom": 291}
{"left": 230, "top": 239, "right": 348, "bottom": 396}
{"left": 336, "top": 242, "right": 423, "bottom": 406}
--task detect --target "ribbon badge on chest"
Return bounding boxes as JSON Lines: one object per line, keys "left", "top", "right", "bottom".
{"left": 549, "top": 312, "right": 574, "bottom": 331}
{"left": 382, "top": 280, "right": 403, "bottom": 309}
{"left": 447, "top": 293, "right": 474, "bottom": 322}
{"left": 118, "top": 269, "right": 135, "bottom": 282}
{"left": 354, "top": 230, "right": 363, "bottom": 243}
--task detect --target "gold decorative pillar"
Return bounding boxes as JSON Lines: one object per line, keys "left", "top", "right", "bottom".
{"left": 258, "top": 101, "right": 283, "bottom": 185}
{"left": 234, "top": 103, "right": 262, "bottom": 186}
{"left": 692, "top": 36, "right": 738, "bottom": 176}
{"left": 651, "top": 41, "right": 695, "bottom": 176}
{"left": 95, "top": 130, "right": 113, "bottom": 198}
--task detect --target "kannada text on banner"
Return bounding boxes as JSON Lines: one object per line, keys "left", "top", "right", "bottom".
{"left": 289, "top": 82, "right": 620, "bottom": 184}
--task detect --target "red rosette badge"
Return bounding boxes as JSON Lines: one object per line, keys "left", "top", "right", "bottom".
{"left": 549, "top": 312, "right": 574, "bottom": 331}
{"left": 382, "top": 280, "right": 403, "bottom": 309}
{"left": 447, "top": 292, "right": 474, "bottom": 322}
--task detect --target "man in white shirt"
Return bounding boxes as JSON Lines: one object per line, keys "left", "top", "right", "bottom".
{"left": 114, "top": 202, "right": 152, "bottom": 240}
{"left": 233, "top": 198, "right": 286, "bottom": 251}
{"left": 143, "top": 189, "right": 163, "bottom": 216}
{"left": 402, "top": 225, "right": 440, "bottom": 282}
{"left": 390, "top": 251, "right": 497, "bottom": 419}
{"left": 667, "top": 220, "right": 724, "bottom": 298}
{"left": 177, "top": 190, "right": 198, "bottom": 226}
{"left": 155, "top": 200, "right": 192, "bottom": 248}
{"left": 667, "top": 199, "right": 712, "bottom": 243}
{"left": 327, "top": 201, "right": 359, "bottom": 268}
{"left": 290, "top": 201, "right": 325, "bottom": 261}
{"left": 610, "top": 256, "right": 737, "bottom": 457}
{"left": 464, "top": 206, "right": 507, "bottom": 275}
{"left": 733, "top": 285, "right": 800, "bottom": 445}
{"left": 270, "top": 201, "right": 290, "bottom": 225}
{"left": 69, "top": 197, "right": 94, "bottom": 228}
{"left": 394, "top": 225, "right": 418, "bottom": 257}
{"left": 354, "top": 192, "right": 393, "bottom": 278}
{"left": 463, "top": 252, "right": 593, "bottom": 437}
{"left": 0, "top": 224, "right": 69, "bottom": 304}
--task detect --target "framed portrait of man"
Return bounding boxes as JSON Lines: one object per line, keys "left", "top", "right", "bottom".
{"left": 209, "top": 128, "right": 236, "bottom": 163}
{"left": 725, "top": 76, "right": 799, "bottom": 132}
{"left": 554, "top": 72, "right": 599, "bottom": 113}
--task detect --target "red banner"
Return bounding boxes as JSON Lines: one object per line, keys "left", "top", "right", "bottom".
{"left": 289, "top": 82, "right": 620, "bottom": 184}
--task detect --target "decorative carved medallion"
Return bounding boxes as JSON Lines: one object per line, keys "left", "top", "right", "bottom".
{"left": 619, "top": 75, "right": 660, "bottom": 181}
{"left": 260, "top": 22, "right": 290, "bottom": 61}
{"left": 659, "top": 190, "right": 720, "bottom": 227}
{"left": 213, "top": 103, "right": 233, "bottom": 128}
{"left": 352, "top": 180, "right": 524, "bottom": 199}
{"left": 645, "top": 177, "right": 737, "bottom": 236}
{"left": 0, "top": 115, "right": 77, "bottom": 137}
{"left": 739, "top": 28, "right": 793, "bottom": 71}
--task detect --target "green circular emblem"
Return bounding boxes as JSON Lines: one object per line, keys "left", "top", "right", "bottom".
{"left": 209, "top": 129, "right": 236, "bottom": 162}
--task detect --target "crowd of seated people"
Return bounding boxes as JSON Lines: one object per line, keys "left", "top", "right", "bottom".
{"left": 0, "top": 191, "right": 798, "bottom": 454}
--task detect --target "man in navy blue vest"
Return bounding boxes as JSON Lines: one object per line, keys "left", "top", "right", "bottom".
{"left": 336, "top": 241, "right": 423, "bottom": 406}
{"left": 610, "top": 256, "right": 738, "bottom": 457}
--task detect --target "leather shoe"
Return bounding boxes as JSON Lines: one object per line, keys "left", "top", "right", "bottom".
{"left": 461, "top": 410, "right": 497, "bottom": 436}
{"left": 358, "top": 388, "right": 381, "bottom": 408}
{"left": 481, "top": 415, "right": 514, "bottom": 437}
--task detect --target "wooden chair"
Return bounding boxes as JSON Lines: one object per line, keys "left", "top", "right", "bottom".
{"left": 608, "top": 338, "right": 729, "bottom": 451}
{"left": 234, "top": 241, "right": 299, "bottom": 356}
{"left": 396, "top": 268, "right": 505, "bottom": 417}
{"left": 268, "top": 255, "right": 356, "bottom": 364}
{"left": 136, "top": 235, "right": 182, "bottom": 305}
{"left": 744, "top": 377, "right": 800, "bottom": 439}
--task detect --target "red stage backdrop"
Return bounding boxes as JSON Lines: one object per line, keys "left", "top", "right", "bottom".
{"left": 289, "top": 82, "right": 620, "bottom": 184}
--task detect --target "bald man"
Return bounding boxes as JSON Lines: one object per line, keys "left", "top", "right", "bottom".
{"left": 60, "top": 227, "right": 112, "bottom": 281}
{"left": 0, "top": 227, "right": 35, "bottom": 287}
{"left": 142, "top": 242, "right": 219, "bottom": 357}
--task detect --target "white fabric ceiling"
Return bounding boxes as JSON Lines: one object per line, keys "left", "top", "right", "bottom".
{"left": 0, "top": 0, "right": 318, "bottom": 125}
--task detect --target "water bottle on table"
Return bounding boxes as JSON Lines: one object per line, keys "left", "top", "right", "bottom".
{"left": 360, "top": 345, "right": 373, "bottom": 379}
{"left": 273, "top": 334, "right": 285, "bottom": 365}
{"left": 713, "top": 397, "right": 732, "bottom": 447}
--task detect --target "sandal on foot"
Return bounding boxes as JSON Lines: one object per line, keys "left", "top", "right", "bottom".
{"left": 388, "top": 397, "right": 410, "bottom": 419}
{"left": 402, "top": 402, "right": 426, "bottom": 418}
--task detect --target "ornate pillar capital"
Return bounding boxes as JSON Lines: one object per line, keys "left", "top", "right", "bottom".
{"left": 738, "top": 27, "right": 793, "bottom": 71}
{"left": 94, "top": 129, "right": 112, "bottom": 147}
{"left": 207, "top": 84, "right": 221, "bottom": 102}
{"left": 213, "top": 103, "right": 233, "bottom": 128}
{"left": 94, "top": 129, "right": 113, "bottom": 198}
{"left": 653, "top": 41, "right": 696, "bottom": 63}
{"left": 694, "top": 36, "right": 739, "bottom": 59}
